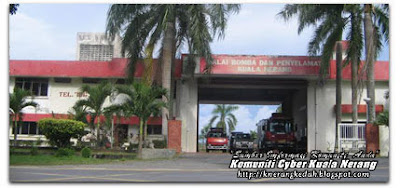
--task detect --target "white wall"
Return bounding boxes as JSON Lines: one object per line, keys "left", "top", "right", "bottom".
{"left": 291, "top": 87, "right": 307, "bottom": 141}
{"left": 307, "top": 80, "right": 389, "bottom": 152}
{"left": 178, "top": 78, "right": 198, "bottom": 152}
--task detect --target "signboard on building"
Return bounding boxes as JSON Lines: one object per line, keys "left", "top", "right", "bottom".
{"left": 196, "top": 55, "right": 321, "bottom": 76}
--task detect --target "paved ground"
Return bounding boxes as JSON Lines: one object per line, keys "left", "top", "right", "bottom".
{"left": 9, "top": 152, "right": 389, "bottom": 183}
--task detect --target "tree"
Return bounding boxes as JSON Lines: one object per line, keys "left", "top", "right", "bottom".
{"left": 68, "top": 105, "right": 91, "bottom": 125}
{"left": 74, "top": 81, "right": 112, "bottom": 147}
{"left": 250, "top": 130, "right": 257, "bottom": 140}
{"left": 106, "top": 82, "right": 168, "bottom": 158}
{"left": 279, "top": 4, "right": 388, "bottom": 149}
{"left": 279, "top": 4, "right": 346, "bottom": 152}
{"left": 38, "top": 118, "right": 86, "bottom": 148}
{"left": 363, "top": 4, "right": 389, "bottom": 124}
{"left": 208, "top": 104, "right": 238, "bottom": 135}
{"left": 9, "top": 87, "right": 38, "bottom": 146}
{"left": 10, "top": 4, "right": 19, "bottom": 15}
{"left": 106, "top": 4, "right": 240, "bottom": 136}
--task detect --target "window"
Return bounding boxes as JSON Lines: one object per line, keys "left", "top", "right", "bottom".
{"left": 82, "top": 78, "right": 105, "bottom": 84}
{"left": 54, "top": 77, "right": 72, "bottom": 83}
{"left": 13, "top": 122, "right": 40, "bottom": 135}
{"left": 147, "top": 125, "right": 162, "bottom": 135}
{"left": 15, "top": 77, "right": 49, "bottom": 96}
{"left": 79, "top": 44, "right": 114, "bottom": 61}
{"left": 115, "top": 79, "right": 126, "bottom": 85}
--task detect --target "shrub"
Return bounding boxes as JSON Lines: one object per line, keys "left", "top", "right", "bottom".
{"left": 153, "top": 140, "right": 166, "bottom": 148}
{"left": 375, "top": 110, "right": 389, "bottom": 126}
{"left": 81, "top": 147, "right": 92, "bottom": 158}
{"left": 127, "top": 143, "right": 138, "bottom": 152}
{"left": 38, "top": 118, "right": 86, "bottom": 148}
{"left": 30, "top": 147, "right": 39, "bottom": 156}
{"left": 55, "top": 148, "right": 75, "bottom": 157}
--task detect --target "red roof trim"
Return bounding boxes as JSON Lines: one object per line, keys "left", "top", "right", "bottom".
{"left": 9, "top": 58, "right": 182, "bottom": 78}
{"left": 338, "top": 104, "right": 384, "bottom": 114}
{"left": 329, "top": 60, "right": 389, "bottom": 81}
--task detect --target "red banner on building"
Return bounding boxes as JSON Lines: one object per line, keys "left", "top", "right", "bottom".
{"left": 198, "top": 55, "right": 321, "bottom": 76}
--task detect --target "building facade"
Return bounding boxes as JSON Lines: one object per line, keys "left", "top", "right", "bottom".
{"left": 9, "top": 39, "right": 389, "bottom": 152}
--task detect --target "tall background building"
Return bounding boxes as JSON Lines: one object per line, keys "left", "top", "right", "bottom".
{"left": 76, "top": 32, "right": 123, "bottom": 61}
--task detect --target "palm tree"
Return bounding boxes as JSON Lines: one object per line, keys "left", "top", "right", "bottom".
{"left": 279, "top": 4, "right": 346, "bottom": 152}
{"left": 74, "top": 81, "right": 112, "bottom": 147}
{"left": 106, "top": 82, "right": 168, "bottom": 158}
{"left": 363, "top": 4, "right": 389, "bottom": 124}
{"left": 106, "top": 4, "right": 240, "bottom": 136}
{"left": 9, "top": 87, "right": 38, "bottom": 146}
{"left": 208, "top": 104, "right": 238, "bottom": 135}
{"left": 10, "top": 4, "right": 19, "bottom": 15}
{"left": 68, "top": 105, "right": 92, "bottom": 125}
{"left": 279, "top": 4, "right": 388, "bottom": 149}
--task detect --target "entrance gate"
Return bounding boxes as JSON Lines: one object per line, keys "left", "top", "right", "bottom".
{"left": 338, "top": 123, "right": 366, "bottom": 153}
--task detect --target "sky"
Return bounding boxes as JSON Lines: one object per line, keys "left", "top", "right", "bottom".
{"left": 8, "top": 3, "right": 390, "bottom": 136}
{"left": 9, "top": 4, "right": 389, "bottom": 60}
{"left": 198, "top": 104, "right": 279, "bottom": 136}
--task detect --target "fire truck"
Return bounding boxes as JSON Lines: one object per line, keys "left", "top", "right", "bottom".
{"left": 206, "top": 128, "right": 228, "bottom": 153}
{"left": 256, "top": 113, "right": 296, "bottom": 152}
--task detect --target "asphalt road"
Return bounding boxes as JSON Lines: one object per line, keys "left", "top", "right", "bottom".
{"left": 9, "top": 152, "right": 389, "bottom": 183}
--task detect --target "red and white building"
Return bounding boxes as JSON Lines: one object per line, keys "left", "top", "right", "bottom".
{"left": 9, "top": 36, "right": 389, "bottom": 153}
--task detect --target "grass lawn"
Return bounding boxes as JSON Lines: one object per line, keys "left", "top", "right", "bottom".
{"left": 10, "top": 154, "right": 134, "bottom": 166}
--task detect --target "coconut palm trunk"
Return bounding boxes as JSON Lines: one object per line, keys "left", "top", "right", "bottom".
{"left": 335, "top": 42, "right": 342, "bottom": 152}
{"left": 97, "top": 116, "right": 101, "bottom": 147}
{"left": 161, "top": 20, "right": 176, "bottom": 136}
{"left": 138, "top": 119, "right": 144, "bottom": 158}
{"left": 363, "top": 4, "right": 376, "bottom": 123}
{"left": 13, "top": 117, "right": 18, "bottom": 147}
{"left": 351, "top": 54, "right": 358, "bottom": 123}
{"left": 143, "top": 122, "right": 148, "bottom": 147}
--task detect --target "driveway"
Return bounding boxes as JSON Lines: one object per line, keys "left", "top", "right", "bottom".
{"left": 9, "top": 152, "right": 389, "bottom": 183}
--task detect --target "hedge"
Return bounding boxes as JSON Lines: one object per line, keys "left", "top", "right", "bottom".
{"left": 38, "top": 118, "right": 86, "bottom": 148}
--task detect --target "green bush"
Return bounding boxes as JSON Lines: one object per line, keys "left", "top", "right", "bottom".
{"left": 375, "top": 110, "right": 389, "bottom": 126}
{"left": 153, "top": 140, "right": 166, "bottom": 148}
{"left": 30, "top": 147, "right": 39, "bottom": 156}
{"left": 38, "top": 118, "right": 86, "bottom": 148}
{"left": 81, "top": 147, "right": 92, "bottom": 158}
{"left": 55, "top": 148, "right": 75, "bottom": 157}
{"left": 127, "top": 143, "right": 138, "bottom": 152}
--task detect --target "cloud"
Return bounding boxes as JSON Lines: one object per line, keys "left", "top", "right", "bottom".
{"left": 198, "top": 104, "right": 278, "bottom": 134}
{"left": 210, "top": 4, "right": 314, "bottom": 56}
{"left": 9, "top": 13, "right": 75, "bottom": 60}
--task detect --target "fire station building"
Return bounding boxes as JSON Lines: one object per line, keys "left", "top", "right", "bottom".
{"left": 9, "top": 33, "right": 389, "bottom": 153}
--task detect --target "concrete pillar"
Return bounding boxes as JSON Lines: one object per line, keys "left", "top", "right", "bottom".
{"left": 307, "top": 81, "right": 317, "bottom": 152}
{"left": 178, "top": 78, "right": 198, "bottom": 152}
{"left": 378, "top": 125, "right": 389, "bottom": 157}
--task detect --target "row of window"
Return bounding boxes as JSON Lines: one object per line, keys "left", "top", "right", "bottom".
{"left": 14, "top": 77, "right": 127, "bottom": 97}
{"left": 12, "top": 122, "right": 41, "bottom": 135}
{"left": 14, "top": 77, "right": 177, "bottom": 99}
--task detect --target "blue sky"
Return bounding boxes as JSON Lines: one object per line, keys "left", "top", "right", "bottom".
{"left": 199, "top": 104, "right": 279, "bottom": 135}
{"left": 9, "top": 4, "right": 389, "bottom": 60}
{"left": 9, "top": 3, "right": 390, "bottom": 135}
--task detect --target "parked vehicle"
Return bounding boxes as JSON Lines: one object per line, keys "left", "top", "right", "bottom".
{"left": 256, "top": 113, "right": 296, "bottom": 152}
{"left": 228, "top": 131, "right": 243, "bottom": 153}
{"left": 231, "top": 133, "right": 254, "bottom": 153}
{"left": 206, "top": 128, "right": 228, "bottom": 153}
